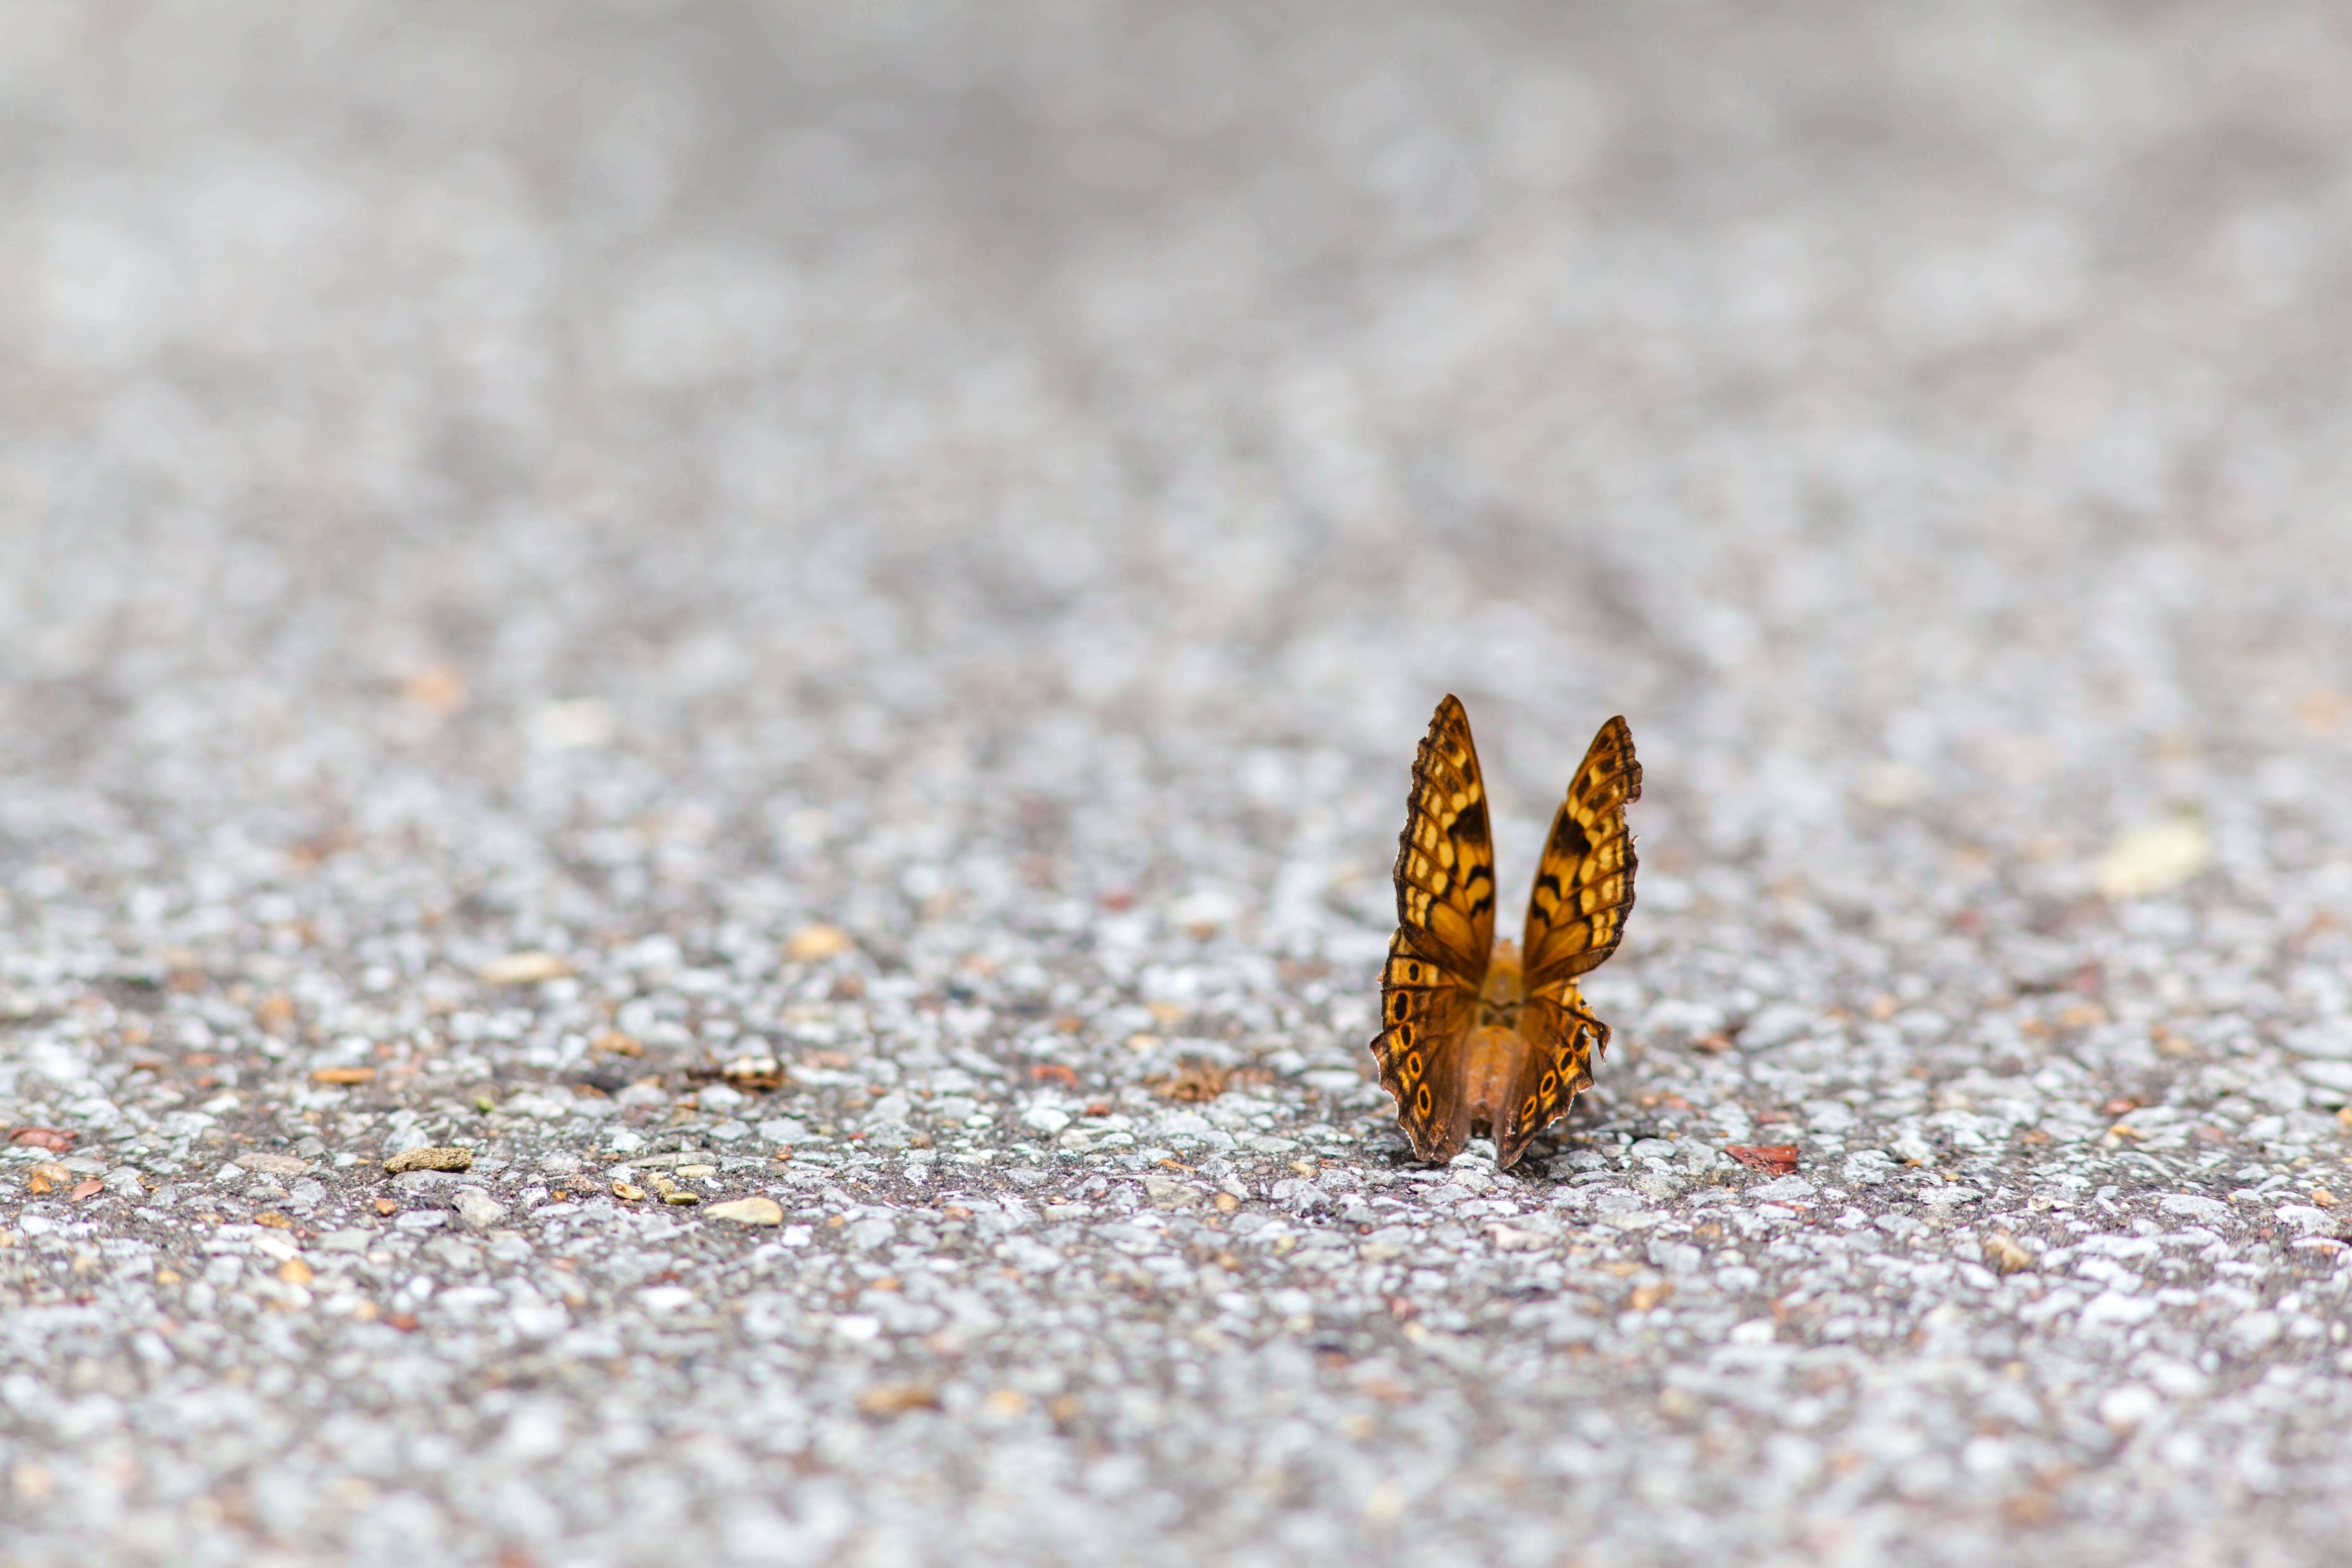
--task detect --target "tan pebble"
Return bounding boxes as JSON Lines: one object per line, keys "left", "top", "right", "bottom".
{"left": 398, "top": 664, "right": 468, "bottom": 717}
{"left": 1629, "top": 1282, "right": 1674, "bottom": 1312}
{"left": 675, "top": 1164, "right": 718, "bottom": 1179}
{"left": 309, "top": 1066, "right": 376, "bottom": 1085}
{"left": 1984, "top": 1233, "right": 2035, "bottom": 1274}
{"left": 476, "top": 952, "right": 574, "bottom": 985}
{"left": 856, "top": 1382, "right": 939, "bottom": 1416}
{"left": 278, "top": 1258, "right": 313, "bottom": 1285}
{"left": 383, "top": 1146, "right": 473, "bottom": 1174}
{"left": 2298, "top": 689, "right": 2350, "bottom": 735}
{"left": 784, "top": 923, "right": 854, "bottom": 963}
{"left": 612, "top": 1181, "right": 646, "bottom": 1202}
{"left": 663, "top": 1191, "right": 702, "bottom": 1206}
{"left": 591, "top": 1031, "right": 643, "bottom": 1057}
{"left": 242, "top": 1153, "right": 310, "bottom": 1176}
{"left": 705, "top": 1197, "right": 785, "bottom": 1226}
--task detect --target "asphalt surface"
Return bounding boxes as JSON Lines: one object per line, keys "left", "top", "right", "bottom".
{"left": 4, "top": 3, "right": 2352, "bottom": 1565}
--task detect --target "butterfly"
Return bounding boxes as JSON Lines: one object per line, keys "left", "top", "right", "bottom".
{"left": 1371, "top": 696, "right": 1642, "bottom": 1170}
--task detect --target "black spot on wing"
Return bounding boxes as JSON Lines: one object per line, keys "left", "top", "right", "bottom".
{"left": 1548, "top": 812, "right": 1593, "bottom": 861}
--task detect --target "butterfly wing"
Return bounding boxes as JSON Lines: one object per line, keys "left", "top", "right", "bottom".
{"left": 1493, "top": 993, "right": 1608, "bottom": 1170}
{"left": 1522, "top": 714, "right": 1641, "bottom": 990}
{"left": 1372, "top": 695, "right": 1498, "bottom": 1162}
{"left": 1393, "top": 694, "right": 1498, "bottom": 977}
{"left": 1373, "top": 928, "right": 1481, "bottom": 1162}
{"left": 1499, "top": 715, "right": 1641, "bottom": 1167}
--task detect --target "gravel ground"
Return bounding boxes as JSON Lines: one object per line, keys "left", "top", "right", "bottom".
{"left": 5, "top": 3, "right": 2352, "bottom": 1565}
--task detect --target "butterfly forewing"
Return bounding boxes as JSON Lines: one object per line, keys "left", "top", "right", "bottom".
{"left": 1373, "top": 695, "right": 1498, "bottom": 1161}
{"left": 1392, "top": 695, "right": 1497, "bottom": 978}
{"left": 1522, "top": 715, "right": 1642, "bottom": 990}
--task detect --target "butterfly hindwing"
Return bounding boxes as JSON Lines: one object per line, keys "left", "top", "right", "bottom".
{"left": 1493, "top": 991, "right": 1607, "bottom": 1170}
{"left": 1371, "top": 927, "right": 1479, "bottom": 1162}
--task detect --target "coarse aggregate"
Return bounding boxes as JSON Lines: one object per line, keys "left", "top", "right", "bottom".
{"left": 4, "top": 3, "right": 2352, "bottom": 1565}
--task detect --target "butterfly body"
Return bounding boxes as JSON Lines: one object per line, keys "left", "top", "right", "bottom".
{"left": 1372, "top": 697, "right": 1641, "bottom": 1170}
{"left": 1474, "top": 940, "right": 1527, "bottom": 1032}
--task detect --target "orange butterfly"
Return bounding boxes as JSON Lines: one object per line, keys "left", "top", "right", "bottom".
{"left": 1371, "top": 696, "right": 1641, "bottom": 1169}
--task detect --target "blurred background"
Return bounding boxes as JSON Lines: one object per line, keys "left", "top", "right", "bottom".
{"left": 4, "top": 0, "right": 2352, "bottom": 954}
{"left": 9, "top": 7, "right": 2352, "bottom": 1563}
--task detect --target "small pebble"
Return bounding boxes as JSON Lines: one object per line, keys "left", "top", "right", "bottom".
{"left": 477, "top": 952, "right": 575, "bottom": 985}
{"left": 384, "top": 1147, "right": 474, "bottom": 1174}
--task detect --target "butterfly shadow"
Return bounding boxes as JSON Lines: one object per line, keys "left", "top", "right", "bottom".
{"left": 1505, "top": 1091, "right": 1621, "bottom": 1181}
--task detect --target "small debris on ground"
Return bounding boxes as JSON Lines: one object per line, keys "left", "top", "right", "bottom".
{"left": 383, "top": 1147, "right": 474, "bottom": 1174}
